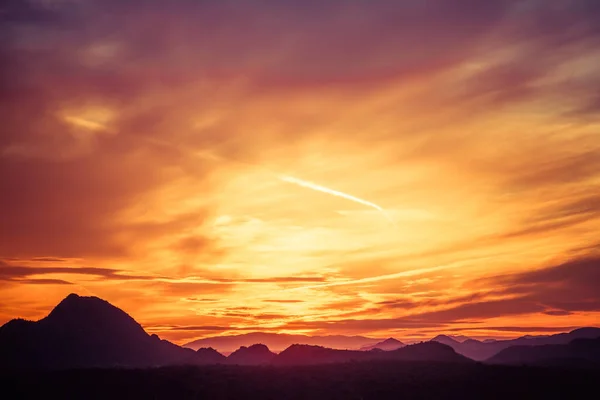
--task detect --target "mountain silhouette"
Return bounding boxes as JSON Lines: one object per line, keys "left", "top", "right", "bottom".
{"left": 275, "top": 344, "right": 364, "bottom": 365}
{"left": 449, "top": 335, "right": 472, "bottom": 342}
{"left": 3, "top": 293, "right": 599, "bottom": 370}
{"left": 185, "top": 332, "right": 380, "bottom": 353}
{"left": 430, "top": 335, "right": 472, "bottom": 345}
{"left": 0, "top": 293, "right": 223, "bottom": 368}
{"left": 196, "top": 347, "right": 227, "bottom": 364}
{"left": 226, "top": 344, "right": 276, "bottom": 365}
{"left": 431, "top": 335, "right": 461, "bottom": 347}
{"left": 274, "top": 341, "right": 471, "bottom": 366}
{"left": 389, "top": 341, "right": 471, "bottom": 362}
{"left": 431, "top": 328, "right": 600, "bottom": 361}
{"left": 360, "top": 337, "right": 405, "bottom": 351}
{"left": 487, "top": 337, "right": 600, "bottom": 367}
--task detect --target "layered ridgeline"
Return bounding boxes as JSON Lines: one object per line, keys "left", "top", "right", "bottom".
{"left": 274, "top": 341, "right": 466, "bottom": 366}
{"left": 1, "top": 294, "right": 599, "bottom": 369}
{"left": 431, "top": 328, "right": 600, "bottom": 361}
{"left": 0, "top": 294, "right": 465, "bottom": 369}
{"left": 185, "top": 332, "right": 382, "bottom": 353}
{"left": 487, "top": 337, "right": 600, "bottom": 367}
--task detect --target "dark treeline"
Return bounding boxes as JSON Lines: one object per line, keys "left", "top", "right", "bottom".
{"left": 2, "top": 361, "right": 596, "bottom": 400}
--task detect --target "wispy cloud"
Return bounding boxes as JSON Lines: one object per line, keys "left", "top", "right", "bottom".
{"left": 1, "top": 0, "right": 599, "bottom": 342}
{"left": 280, "top": 175, "right": 392, "bottom": 222}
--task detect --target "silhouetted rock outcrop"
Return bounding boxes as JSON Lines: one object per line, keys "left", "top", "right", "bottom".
{"left": 226, "top": 344, "right": 276, "bottom": 365}
{"left": 0, "top": 293, "right": 223, "bottom": 369}
{"left": 360, "top": 338, "right": 405, "bottom": 351}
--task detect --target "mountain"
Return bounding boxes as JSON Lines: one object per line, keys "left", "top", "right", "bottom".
{"left": 431, "top": 335, "right": 460, "bottom": 347}
{"left": 450, "top": 335, "right": 472, "bottom": 342}
{"left": 275, "top": 345, "right": 365, "bottom": 365}
{"left": 392, "top": 341, "right": 472, "bottom": 362}
{"left": 431, "top": 328, "right": 600, "bottom": 361}
{"left": 196, "top": 347, "right": 227, "bottom": 364}
{"left": 226, "top": 344, "right": 276, "bottom": 365}
{"left": 274, "top": 341, "right": 472, "bottom": 366}
{"left": 360, "top": 338, "right": 405, "bottom": 351}
{"left": 487, "top": 337, "right": 600, "bottom": 367}
{"left": 185, "top": 332, "right": 380, "bottom": 353}
{"left": 0, "top": 293, "right": 223, "bottom": 369}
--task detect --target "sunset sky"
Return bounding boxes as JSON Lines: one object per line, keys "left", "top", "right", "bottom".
{"left": 1, "top": 0, "right": 599, "bottom": 344}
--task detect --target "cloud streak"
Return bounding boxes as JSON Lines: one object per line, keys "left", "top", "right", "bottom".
{"left": 280, "top": 175, "right": 392, "bottom": 222}
{"left": 1, "top": 0, "right": 599, "bottom": 341}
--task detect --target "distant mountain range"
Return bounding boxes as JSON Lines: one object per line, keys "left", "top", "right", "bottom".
{"left": 184, "top": 332, "right": 381, "bottom": 353}
{"left": 360, "top": 338, "right": 405, "bottom": 351}
{"left": 431, "top": 328, "right": 600, "bottom": 361}
{"left": 275, "top": 341, "right": 470, "bottom": 366}
{"left": 487, "top": 337, "right": 600, "bottom": 367}
{"left": 1, "top": 293, "right": 599, "bottom": 369}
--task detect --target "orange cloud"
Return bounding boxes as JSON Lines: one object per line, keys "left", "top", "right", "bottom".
{"left": 1, "top": 0, "right": 600, "bottom": 343}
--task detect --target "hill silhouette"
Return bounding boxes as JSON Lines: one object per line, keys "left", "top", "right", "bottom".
{"left": 487, "top": 337, "right": 600, "bottom": 367}
{"left": 275, "top": 344, "right": 364, "bottom": 365}
{"left": 431, "top": 327, "right": 600, "bottom": 360}
{"left": 360, "top": 337, "right": 405, "bottom": 351}
{"left": 0, "top": 293, "right": 224, "bottom": 368}
{"left": 195, "top": 347, "right": 226, "bottom": 364}
{"left": 226, "top": 344, "right": 276, "bottom": 365}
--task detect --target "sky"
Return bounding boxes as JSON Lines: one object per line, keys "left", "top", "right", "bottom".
{"left": 1, "top": 0, "right": 599, "bottom": 344}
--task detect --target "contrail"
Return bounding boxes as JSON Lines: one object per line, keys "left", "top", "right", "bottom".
{"left": 145, "top": 138, "right": 393, "bottom": 223}
{"left": 280, "top": 175, "right": 392, "bottom": 222}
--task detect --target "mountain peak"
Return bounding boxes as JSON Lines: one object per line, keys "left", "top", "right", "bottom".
{"left": 43, "top": 293, "right": 146, "bottom": 337}
{"left": 247, "top": 343, "right": 270, "bottom": 351}
{"left": 431, "top": 334, "right": 458, "bottom": 343}
{"left": 195, "top": 347, "right": 226, "bottom": 364}
{"left": 569, "top": 327, "right": 600, "bottom": 337}
{"left": 50, "top": 293, "right": 111, "bottom": 316}
{"left": 227, "top": 343, "right": 276, "bottom": 365}
{"left": 360, "top": 337, "right": 405, "bottom": 351}
{"left": 0, "top": 293, "right": 212, "bottom": 368}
